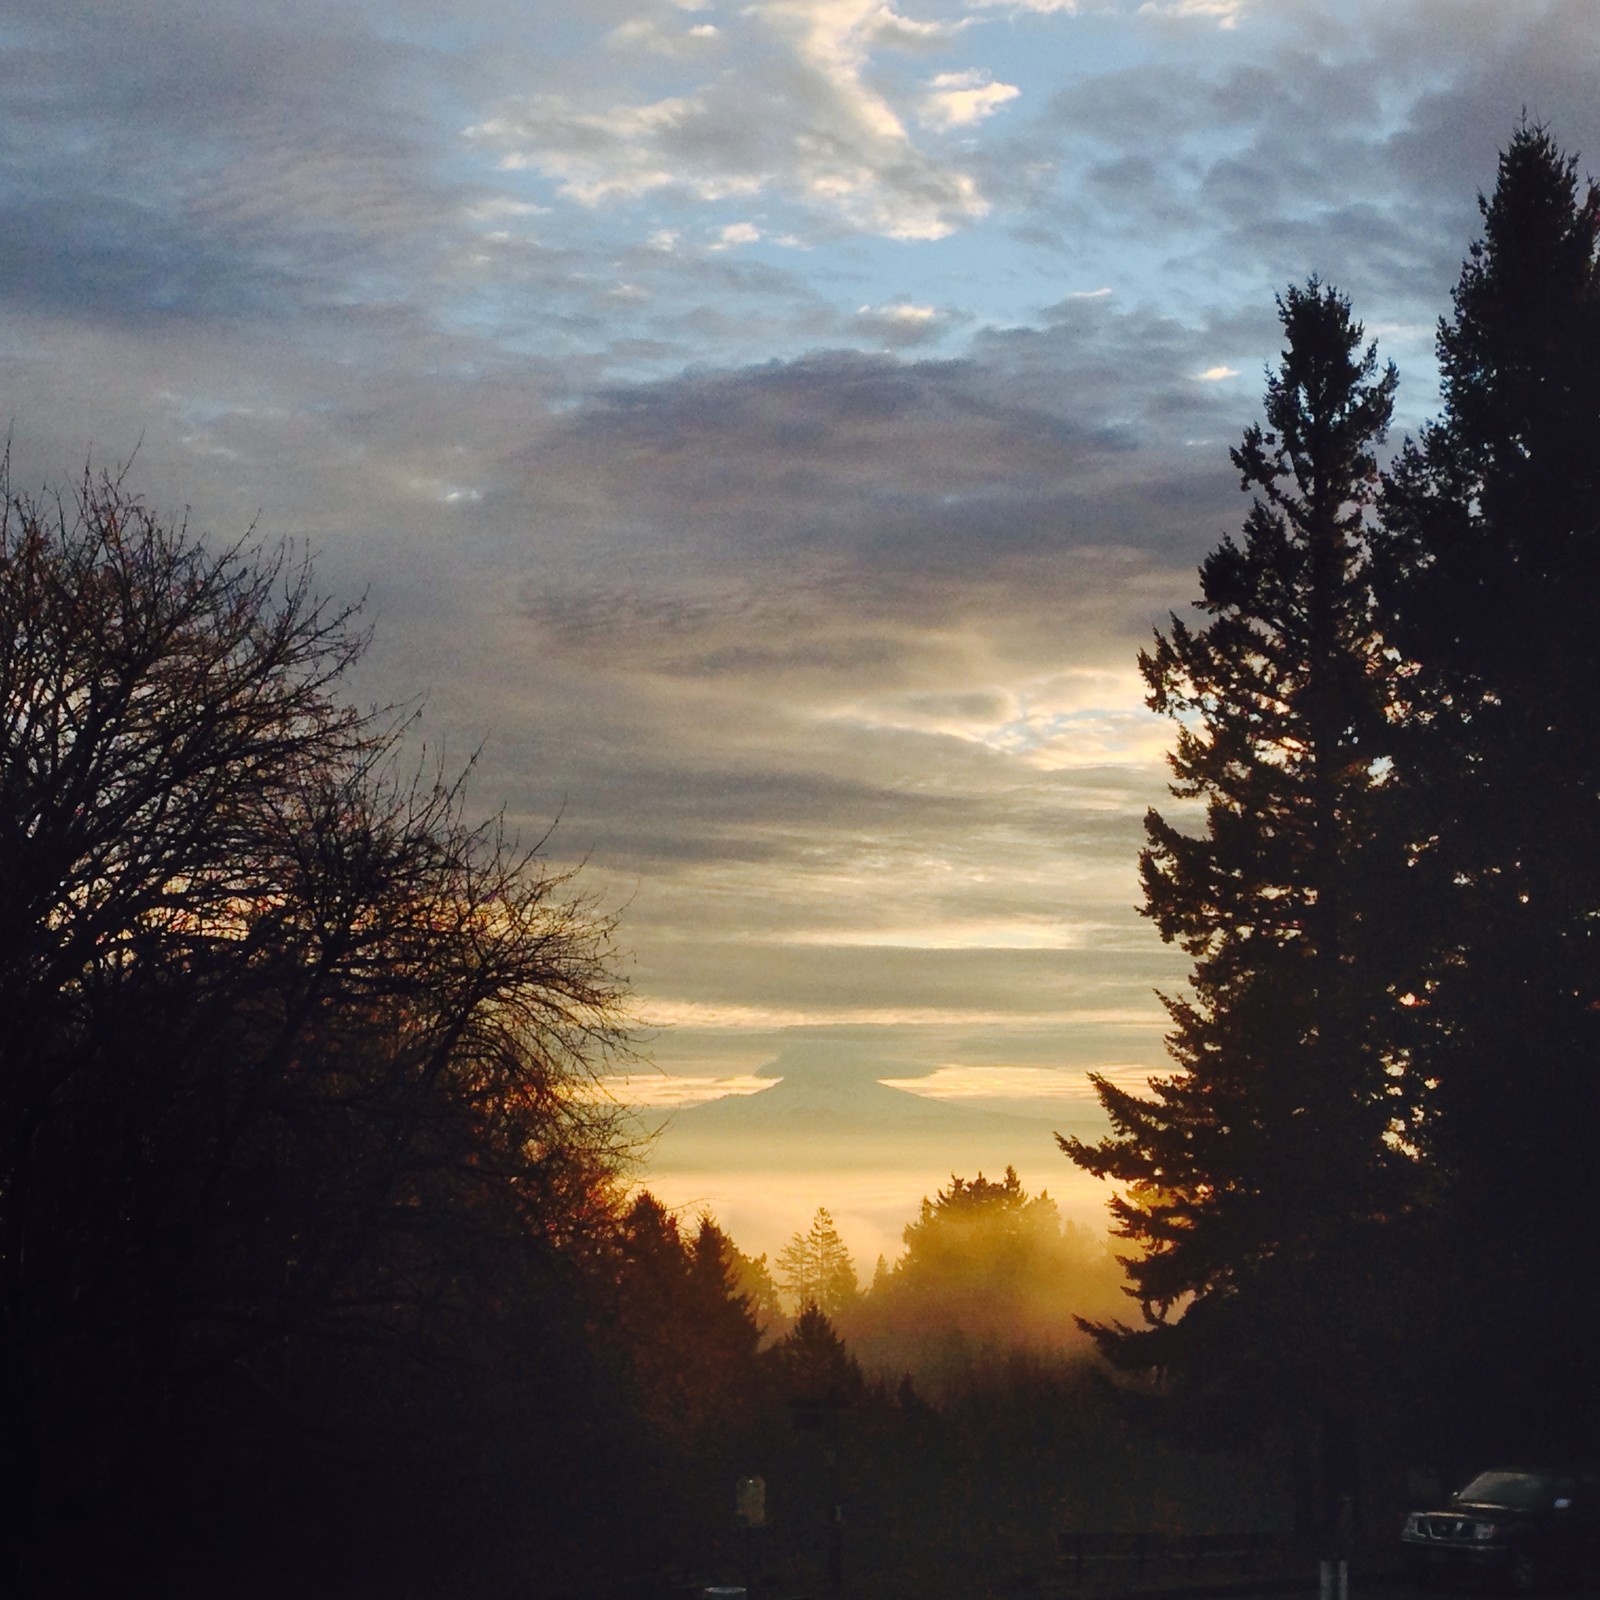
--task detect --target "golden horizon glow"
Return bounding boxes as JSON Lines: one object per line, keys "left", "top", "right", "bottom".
{"left": 633, "top": 995, "right": 1171, "bottom": 1029}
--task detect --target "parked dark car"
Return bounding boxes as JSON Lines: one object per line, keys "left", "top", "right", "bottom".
{"left": 1401, "top": 1468, "right": 1598, "bottom": 1592}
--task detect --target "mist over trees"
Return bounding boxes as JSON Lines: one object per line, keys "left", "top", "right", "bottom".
{"left": 847, "top": 1167, "right": 1125, "bottom": 1385}
{"left": 776, "top": 1205, "right": 861, "bottom": 1317}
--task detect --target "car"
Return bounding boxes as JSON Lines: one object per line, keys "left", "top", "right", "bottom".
{"left": 1401, "top": 1467, "right": 1598, "bottom": 1593}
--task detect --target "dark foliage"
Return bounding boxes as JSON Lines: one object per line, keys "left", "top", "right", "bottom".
{"left": 1062, "top": 282, "right": 1409, "bottom": 1532}
{"left": 1056, "top": 126, "right": 1600, "bottom": 1509}
{"left": 1374, "top": 123, "right": 1600, "bottom": 1461}
{"left": 600, "top": 1197, "right": 772, "bottom": 1570}
{"left": 0, "top": 466, "right": 634, "bottom": 1596}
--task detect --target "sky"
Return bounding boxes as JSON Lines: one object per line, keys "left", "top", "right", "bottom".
{"left": 4, "top": 0, "right": 1598, "bottom": 1264}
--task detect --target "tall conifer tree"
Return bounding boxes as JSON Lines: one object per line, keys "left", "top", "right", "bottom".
{"left": 776, "top": 1207, "right": 860, "bottom": 1317}
{"left": 1064, "top": 283, "right": 1402, "bottom": 1525}
{"left": 1375, "top": 124, "right": 1600, "bottom": 1458}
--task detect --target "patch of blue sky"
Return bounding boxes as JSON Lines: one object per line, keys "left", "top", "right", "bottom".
{"left": 961, "top": 2, "right": 1194, "bottom": 94}
{"left": 429, "top": 0, "right": 1452, "bottom": 410}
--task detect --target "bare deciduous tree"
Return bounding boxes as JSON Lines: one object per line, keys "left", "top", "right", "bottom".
{"left": 0, "top": 464, "right": 632, "bottom": 1591}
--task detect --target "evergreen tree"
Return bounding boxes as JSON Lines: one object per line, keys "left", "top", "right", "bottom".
{"left": 612, "top": 1198, "right": 765, "bottom": 1446}
{"left": 1374, "top": 124, "right": 1600, "bottom": 1458}
{"left": 768, "top": 1303, "right": 865, "bottom": 1409}
{"left": 1063, "top": 282, "right": 1404, "bottom": 1528}
{"left": 776, "top": 1207, "right": 860, "bottom": 1318}
{"left": 705, "top": 1220, "right": 784, "bottom": 1332}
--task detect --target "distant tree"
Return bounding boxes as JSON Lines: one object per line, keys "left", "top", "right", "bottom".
{"left": 768, "top": 1302, "right": 864, "bottom": 1410}
{"left": 1375, "top": 123, "right": 1600, "bottom": 1458}
{"left": 776, "top": 1206, "right": 860, "bottom": 1318}
{"left": 869, "top": 1254, "right": 892, "bottom": 1296}
{"left": 1063, "top": 282, "right": 1407, "bottom": 1533}
{"left": 688, "top": 1215, "right": 771, "bottom": 1386}
{"left": 0, "top": 466, "right": 632, "bottom": 1593}
{"left": 608, "top": 1196, "right": 767, "bottom": 1530}
{"left": 715, "top": 1227, "right": 784, "bottom": 1331}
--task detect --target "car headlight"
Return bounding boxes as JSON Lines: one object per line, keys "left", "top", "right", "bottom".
{"left": 1472, "top": 1522, "right": 1499, "bottom": 1542}
{"left": 1404, "top": 1516, "right": 1423, "bottom": 1537}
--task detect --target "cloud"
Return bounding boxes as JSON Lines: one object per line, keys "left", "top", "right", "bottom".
{"left": 466, "top": 0, "right": 1003, "bottom": 238}
{"left": 465, "top": 308, "right": 1249, "bottom": 1022}
{"left": 605, "top": 15, "right": 724, "bottom": 56}
{"left": 881, "top": 1062, "right": 1155, "bottom": 1102}
{"left": 597, "top": 1072, "right": 773, "bottom": 1107}
{"left": 1137, "top": 0, "right": 1249, "bottom": 25}
{"left": 750, "top": 0, "right": 965, "bottom": 65}
{"left": 920, "top": 70, "right": 1022, "bottom": 131}
{"left": 965, "top": 0, "right": 1082, "bottom": 12}
{"left": 779, "top": 915, "right": 1097, "bottom": 949}
{"left": 851, "top": 298, "right": 964, "bottom": 345}
{"left": 1021, "top": 2, "right": 1600, "bottom": 369}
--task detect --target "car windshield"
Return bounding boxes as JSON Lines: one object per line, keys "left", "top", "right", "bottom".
{"left": 1455, "top": 1472, "right": 1554, "bottom": 1510}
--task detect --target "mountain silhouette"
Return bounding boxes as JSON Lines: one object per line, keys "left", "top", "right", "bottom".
{"left": 669, "top": 1062, "right": 1036, "bottom": 1135}
{"left": 638, "top": 1043, "right": 1066, "bottom": 1176}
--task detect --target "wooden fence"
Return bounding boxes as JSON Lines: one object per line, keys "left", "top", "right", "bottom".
{"left": 1055, "top": 1530, "right": 1280, "bottom": 1587}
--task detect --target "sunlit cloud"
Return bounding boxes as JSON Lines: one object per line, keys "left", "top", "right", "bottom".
{"left": 751, "top": 0, "right": 966, "bottom": 65}
{"left": 638, "top": 999, "right": 1170, "bottom": 1030}
{"left": 606, "top": 16, "right": 725, "bottom": 57}
{"left": 595, "top": 1072, "right": 774, "bottom": 1107}
{"left": 467, "top": 94, "right": 748, "bottom": 206}
{"left": 598, "top": 1060, "right": 1158, "bottom": 1110}
{"left": 777, "top": 915, "right": 1099, "bottom": 949}
{"left": 1195, "top": 363, "right": 1240, "bottom": 380}
{"left": 919, "top": 70, "right": 1021, "bottom": 131}
{"left": 465, "top": 0, "right": 1001, "bottom": 239}
{"left": 827, "top": 666, "right": 1169, "bottom": 770}
{"left": 850, "top": 298, "right": 961, "bottom": 345}
{"left": 1137, "top": 0, "right": 1249, "bottom": 25}
{"left": 881, "top": 1062, "right": 1157, "bottom": 1101}
{"left": 965, "top": 0, "right": 1082, "bottom": 12}
{"left": 859, "top": 300, "right": 938, "bottom": 323}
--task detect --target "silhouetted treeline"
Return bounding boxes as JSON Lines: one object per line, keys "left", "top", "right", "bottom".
{"left": 1066, "top": 121, "right": 1600, "bottom": 1534}
{"left": 0, "top": 470, "right": 646, "bottom": 1597}
{"left": 0, "top": 466, "right": 1152, "bottom": 1599}
{"left": 585, "top": 1206, "right": 1277, "bottom": 1600}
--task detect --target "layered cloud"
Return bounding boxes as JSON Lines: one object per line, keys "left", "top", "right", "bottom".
{"left": 3, "top": 0, "right": 1598, "bottom": 1156}
{"left": 467, "top": 0, "right": 1006, "bottom": 240}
